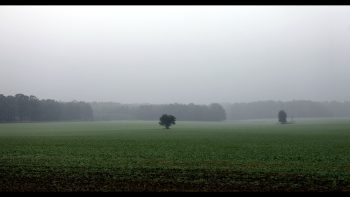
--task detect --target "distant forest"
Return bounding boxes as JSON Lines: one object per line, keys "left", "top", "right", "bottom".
{"left": 2, "top": 94, "right": 350, "bottom": 123}
{"left": 222, "top": 100, "right": 350, "bottom": 120}
{"left": 90, "top": 103, "right": 227, "bottom": 121}
{"left": 92, "top": 101, "right": 350, "bottom": 121}
{"left": 0, "top": 94, "right": 93, "bottom": 122}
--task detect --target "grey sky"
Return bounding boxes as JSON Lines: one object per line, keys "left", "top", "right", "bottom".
{"left": 1, "top": 6, "right": 350, "bottom": 104}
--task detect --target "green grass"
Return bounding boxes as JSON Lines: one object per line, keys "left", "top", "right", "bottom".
{"left": 1, "top": 119, "right": 350, "bottom": 191}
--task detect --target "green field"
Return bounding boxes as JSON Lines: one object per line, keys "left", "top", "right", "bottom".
{"left": 1, "top": 119, "right": 350, "bottom": 191}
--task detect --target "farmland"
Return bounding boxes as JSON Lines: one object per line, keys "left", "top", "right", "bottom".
{"left": 1, "top": 119, "right": 350, "bottom": 191}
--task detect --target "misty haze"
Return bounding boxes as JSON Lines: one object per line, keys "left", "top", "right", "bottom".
{"left": 1, "top": 6, "right": 350, "bottom": 192}
{"left": 1, "top": 6, "right": 350, "bottom": 104}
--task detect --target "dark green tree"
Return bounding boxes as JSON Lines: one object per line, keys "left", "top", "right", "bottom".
{"left": 5, "top": 95, "right": 16, "bottom": 122}
{"left": 15, "top": 94, "right": 30, "bottom": 121}
{"left": 0, "top": 94, "right": 6, "bottom": 121}
{"left": 29, "top": 95, "right": 41, "bottom": 121}
{"left": 209, "top": 103, "right": 226, "bottom": 121}
{"left": 159, "top": 114, "right": 176, "bottom": 129}
{"left": 278, "top": 110, "right": 287, "bottom": 124}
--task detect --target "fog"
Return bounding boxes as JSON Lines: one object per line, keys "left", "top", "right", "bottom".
{"left": 1, "top": 6, "right": 350, "bottom": 104}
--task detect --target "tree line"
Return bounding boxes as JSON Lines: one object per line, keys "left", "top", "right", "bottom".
{"left": 91, "top": 102, "right": 226, "bottom": 121}
{"left": 3, "top": 95, "right": 350, "bottom": 123}
{"left": 222, "top": 100, "right": 350, "bottom": 120}
{"left": 0, "top": 94, "right": 93, "bottom": 122}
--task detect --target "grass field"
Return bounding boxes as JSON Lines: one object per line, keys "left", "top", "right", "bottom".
{"left": 1, "top": 119, "right": 350, "bottom": 191}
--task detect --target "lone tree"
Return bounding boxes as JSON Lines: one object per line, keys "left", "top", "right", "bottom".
{"left": 278, "top": 110, "right": 287, "bottom": 124}
{"left": 159, "top": 114, "right": 176, "bottom": 129}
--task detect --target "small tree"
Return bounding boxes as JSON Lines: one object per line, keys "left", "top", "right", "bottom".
{"left": 278, "top": 110, "right": 287, "bottom": 124}
{"left": 159, "top": 114, "right": 176, "bottom": 129}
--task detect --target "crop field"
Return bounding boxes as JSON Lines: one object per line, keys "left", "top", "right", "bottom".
{"left": 0, "top": 119, "right": 350, "bottom": 192}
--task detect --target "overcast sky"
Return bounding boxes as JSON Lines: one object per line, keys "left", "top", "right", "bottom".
{"left": 1, "top": 6, "right": 350, "bottom": 104}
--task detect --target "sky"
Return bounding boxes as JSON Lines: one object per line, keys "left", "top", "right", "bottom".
{"left": 1, "top": 6, "right": 350, "bottom": 104}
